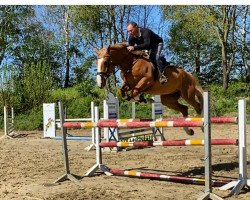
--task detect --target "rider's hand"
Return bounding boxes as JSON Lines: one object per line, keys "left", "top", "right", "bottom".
{"left": 127, "top": 46, "right": 134, "bottom": 51}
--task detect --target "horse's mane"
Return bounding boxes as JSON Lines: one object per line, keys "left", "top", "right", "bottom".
{"left": 110, "top": 43, "right": 150, "bottom": 59}
{"left": 109, "top": 43, "right": 128, "bottom": 48}
{"left": 116, "top": 43, "right": 128, "bottom": 46}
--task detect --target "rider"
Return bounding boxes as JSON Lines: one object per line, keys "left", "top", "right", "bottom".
{"left": 127, "top": 21, "right": 168, "bottom": 84}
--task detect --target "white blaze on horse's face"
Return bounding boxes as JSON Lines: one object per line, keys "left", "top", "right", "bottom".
{"left": 96, "top": 58, "right": 104, "bottom": 88}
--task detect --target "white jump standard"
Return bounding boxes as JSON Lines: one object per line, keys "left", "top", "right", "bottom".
{"left": 219, "top": 99, "right": 250, "bottom": 195}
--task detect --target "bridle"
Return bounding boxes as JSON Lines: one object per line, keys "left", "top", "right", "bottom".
{"left": 96, "top": 53, "right": 113, "bottom": 79}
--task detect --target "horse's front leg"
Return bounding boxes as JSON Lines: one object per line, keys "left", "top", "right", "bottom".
{"left": 131, "top": 77, "right": 153, "bottom": 100}
{"left": 119, "top": 82, "right": 130, "bottom": 98}
{"left": 119, "top": 71, "right": 134, "bottom": 100}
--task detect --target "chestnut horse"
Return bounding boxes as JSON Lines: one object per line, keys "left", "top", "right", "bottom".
{"left": 95, "top": 43, "right": 203, "bottom": 135}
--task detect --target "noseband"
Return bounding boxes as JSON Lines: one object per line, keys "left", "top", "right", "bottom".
{"left": 96, "top": 71, "right": 109, "bottom": 78}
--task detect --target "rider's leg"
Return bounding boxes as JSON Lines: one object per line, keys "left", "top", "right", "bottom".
{"left": 157, "top": 58, "right": 168, "bottom": 84}
{"left": 151, "top": 43, "right": 167, "bottom": 84}
{"left": 156, "top": 43, "right": 168, "bottom": 84}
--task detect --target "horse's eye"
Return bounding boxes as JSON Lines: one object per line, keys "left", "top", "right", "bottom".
{"left": 104, "top": 61, "right": 108, "bottom": 66}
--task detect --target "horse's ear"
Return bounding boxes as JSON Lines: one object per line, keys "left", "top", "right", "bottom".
{"left": 93, "top": 48, "right": 99, "bottom": 54}
{"left": 107, "top": 45, "right": 111, "bottom": 53}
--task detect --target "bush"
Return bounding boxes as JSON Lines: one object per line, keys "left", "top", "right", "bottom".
{"left": 209, "top": 82, "right": 249, "bottom": 117}
{"left": 50, "top": 87, "right": 80, "bottom": 102}
{"left": 65, "top": 96, "right": 94, "bottom": 118}
{"left": 6, "top": 81, "right": 249, "bottom": 131}
{"left": 14, "top": 108, "right": 43, "bottom": 130}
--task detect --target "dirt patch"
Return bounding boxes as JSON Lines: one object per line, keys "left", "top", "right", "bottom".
{"left": 0, "top": 125, "right": 249, "bottom": 199}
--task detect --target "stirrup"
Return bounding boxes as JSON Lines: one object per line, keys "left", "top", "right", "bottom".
{"left": 159, "top": 74, "right": 167, "bottom": 84}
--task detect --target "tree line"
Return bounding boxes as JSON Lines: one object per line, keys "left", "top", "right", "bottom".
{"left": 0, "top": 5, "right": 249, "bottom": 114}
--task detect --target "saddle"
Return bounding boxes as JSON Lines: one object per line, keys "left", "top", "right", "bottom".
{"left": 131, "top": 50, "right": 150, "bottom": 60}
{"left": 131, "top": 50, "right": 173, "bottom": 79}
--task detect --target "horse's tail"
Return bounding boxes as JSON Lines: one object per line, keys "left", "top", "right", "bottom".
{"left": 193, "top": 77, "right": 204, "bottom": 115}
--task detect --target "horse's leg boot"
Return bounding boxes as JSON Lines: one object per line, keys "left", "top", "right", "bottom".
{"left": 139, "top": 94, "right": 147, "bottom": 103}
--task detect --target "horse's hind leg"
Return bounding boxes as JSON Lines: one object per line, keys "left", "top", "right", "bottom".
{"left": 160, "top": 93, "right": 194, "bottom": 136}
{"left": 183, "top": 93, "right": 202, "bottom": 116}
{"left": 180, "top": 86, "right": 204, "bottom": 133}
{"left": 160, "top": 92, "right": 188, "bottom": 116}
{"left": 180, "top": 86, "right": 203, "bottom": 116}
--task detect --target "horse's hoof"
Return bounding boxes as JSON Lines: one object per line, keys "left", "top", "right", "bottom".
{"left": 183, "top": 127, "right": 194, "bottom": 136}
{"left": 139, "top": 96, "right": 147, "bottom": 103}
{"left": 147, "top": 98, "right": 155, "bottom": 104}
{"left": 125, "top": 96, "right": 131, "bottom": 101}
{"left": 187, "top": 129, "right": 194, "bottom": 136}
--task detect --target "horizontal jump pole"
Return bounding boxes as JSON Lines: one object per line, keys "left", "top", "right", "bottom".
{"left": 63, "top": 120, "right": 203, "bottom": 129}
{"left": 109, "top": 168, "right": 231, "bottom": 187}
{"left": 156, "top": 139, "right": 238, "bottom": 146}
{"left": 56, "top": 118, "right": 92, "bottom": 122}
{"left": 101, "top": 141, "right": 153, "bottom": 148}
{"left": 51, "top": 136, "right": 92, "bottom": 141}
{"left": 99, "top": 139, "right": 238, "bottom": 148}
{"left": 99, "top": 117, "right": 237, "bottom": 124}
{"left": 164, "top": 117, "right": 237, "bottom": 123}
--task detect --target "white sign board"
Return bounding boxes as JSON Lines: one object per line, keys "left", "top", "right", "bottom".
{"left": 43, "top": 103, "right": 56, "bottom": 138}
{"left": 153, "top": 95, "right": 163, "bottom": 115}
{"left": 103, "top": 93, "right": 119, "bottom": 142}
{"left": 106, "top": 93, "right": 118, "bottom": 119}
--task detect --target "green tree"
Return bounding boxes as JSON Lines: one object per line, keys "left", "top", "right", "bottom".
{"left": 73, "top": 56, "right": 95, "bottom": 84}
{"left": 40, "top": 5, "right": 85, "bottom": 88}
{"left": 0, "top": 6, "right": 34, "bottom": 66}
{"left": 238, "top": 6, "right": 250, "bottom": 82}
{"left": 162, "top": 6, "right": 219, "bottom": 75}
{"left": 14, "top": 61, "right": 54, "bottom": 110}
{"left": 71, "top": 5, "right": 165, "bottom": 48}
{"left": 0, "top": 5, "right": 62, "bottom": 86}
{"left": 162, "top": 5, "right": 247, "bottom": 89}
{"left": 0, "top": 64, "right": 15, "bottom": 107}
{"left": 205, "top": 6, "right": 238, "bottom": 91}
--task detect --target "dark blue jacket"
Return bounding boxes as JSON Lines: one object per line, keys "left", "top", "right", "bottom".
{"left": 128, "top": 27, "right": 163, "bottom": 50}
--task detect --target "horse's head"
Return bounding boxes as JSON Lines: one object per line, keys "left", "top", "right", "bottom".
{"left": 94, "top": 46, "right": 112, "bottom": 88}
{"left": 95, "top": 44, "right": 129, "bottom": 88}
